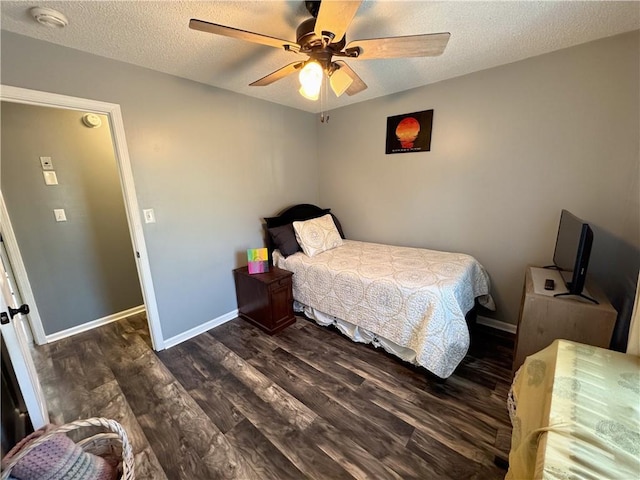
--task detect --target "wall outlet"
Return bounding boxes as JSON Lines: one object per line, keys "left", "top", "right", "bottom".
{"left": 143, "top": 209, "right": 156, "bottom": 224}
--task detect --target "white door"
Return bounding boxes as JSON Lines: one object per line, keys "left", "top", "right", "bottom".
{"left": 0, "top": 235, "right": 34, "bottom": 343}
{"left": 0, "top": 258, "right": 48, "bottom": 429}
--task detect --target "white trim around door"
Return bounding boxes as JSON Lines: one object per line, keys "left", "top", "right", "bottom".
{"left": 0, "top": 85, "right": 165, "bottom": 350}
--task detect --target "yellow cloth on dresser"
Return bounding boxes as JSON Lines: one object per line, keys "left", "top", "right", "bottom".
{"left": 506, "top": 339, "right": 640, "bottom": 480}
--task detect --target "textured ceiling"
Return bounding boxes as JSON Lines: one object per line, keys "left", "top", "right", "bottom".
{"left": 1, "top": 1, "right": 638, "bottom": 113}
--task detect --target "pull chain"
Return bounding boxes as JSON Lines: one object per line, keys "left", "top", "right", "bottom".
{"left": 320, "top": 72, "right": 330, "bottom": 123}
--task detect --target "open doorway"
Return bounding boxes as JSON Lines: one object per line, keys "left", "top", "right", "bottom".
{"left": 0, "top": 85, "right": 163, "bottom": 350}
{"left": 2, "top": 102, "right": 145, "bottom": 341}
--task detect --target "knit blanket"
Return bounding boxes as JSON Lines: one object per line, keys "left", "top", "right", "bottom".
{"left": 2, "top": 426, "right": 116, "bottom": 480}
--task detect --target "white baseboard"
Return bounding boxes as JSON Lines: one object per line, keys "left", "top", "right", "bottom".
{"left": 163, "top": 309, "right": 238, "bottom": 349}
{"left": 477, "top": 315, "right": 517, "bottom": 334}
{"left": 46, "top": 305, "right": 146, "bottom": 343}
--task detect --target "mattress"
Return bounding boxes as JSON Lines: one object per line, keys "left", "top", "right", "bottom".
{"left": 274, "top": 239, "right": 494, "bottom": 378}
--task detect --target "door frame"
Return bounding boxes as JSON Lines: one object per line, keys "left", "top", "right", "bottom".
{"left": 0, "top": 85, "right": 165, "bottom": 350}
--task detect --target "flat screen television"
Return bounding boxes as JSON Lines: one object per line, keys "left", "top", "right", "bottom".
{"left": 550, "top": 209, "right": 597, "bottom": 303}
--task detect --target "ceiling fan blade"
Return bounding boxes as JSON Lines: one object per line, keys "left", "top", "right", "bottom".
{"left": 333, "top": 61, "right": 367, "bottom": 96}
{"left": 249, "top": 62, "right": 304, "bottom": 87}
{"left": 346, "top": 33, "right": 451, "bottom": 59}
{"left": 314, "top": 1, "right": 363, "bottom": 43}
{"left": 189, "top": 19, "right": 299, "bottom": 51}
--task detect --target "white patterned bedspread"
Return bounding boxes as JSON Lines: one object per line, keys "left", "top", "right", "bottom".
{"left": 274, "top": 239, "right": 495, "bottom": 378}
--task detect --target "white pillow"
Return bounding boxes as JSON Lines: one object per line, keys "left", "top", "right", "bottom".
{"left": 293, "top": 214, "right": 343, "bottom": 257}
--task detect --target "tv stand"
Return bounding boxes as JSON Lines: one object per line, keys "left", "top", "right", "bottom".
{"left": 553, "top": 291, "right": 598, "bottom": 304}
{"left": 512, "top": 266, "right": 617, "bottom": 374}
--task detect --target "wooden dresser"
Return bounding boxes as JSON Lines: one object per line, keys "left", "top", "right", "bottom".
{"left": 512, "top": 266, "right": 617, "bottom": 374}
{"left": 233, "top": 266, "right": 295, "bottom": 334}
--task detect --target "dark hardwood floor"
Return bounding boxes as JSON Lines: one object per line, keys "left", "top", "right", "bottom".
{"left": 31, "top": 313, "right": 514, "bottom": 479}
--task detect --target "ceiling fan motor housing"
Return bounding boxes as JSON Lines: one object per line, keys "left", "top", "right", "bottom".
{"left": 296, "top": 18, "right": 346, "bottom": 53}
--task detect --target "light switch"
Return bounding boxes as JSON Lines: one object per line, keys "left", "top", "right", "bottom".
{"left": 40, "top": 156, "right": 54, "bottom": 170}
{"left": 143, "top": 209, "right": 156, "bottom": 224}
{"left": 53, "top": 209, "right": 67, "bottom": 222}
{"left": 43, "top": 171, "right": 58, "bottom": 185}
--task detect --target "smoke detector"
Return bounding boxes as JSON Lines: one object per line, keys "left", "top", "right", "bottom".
{"left": 82, "top": 113, "right": 102, "bottom": 128}
{"left": 30, "top": 7, "right": 68, "bottom": 28}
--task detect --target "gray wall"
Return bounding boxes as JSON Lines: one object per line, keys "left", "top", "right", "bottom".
{"left": 3, "top": 29, "right": 637, "bottom": 344}
{"left": 1, "top": 32, "right": 319, "bottom": 340}
{"left": 1, "top": 103, "right": 143, "bottom": 334}
{"left": 317, "top": 31, "right": 640, "bottom": 330}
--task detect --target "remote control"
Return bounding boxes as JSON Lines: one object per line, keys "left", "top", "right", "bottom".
{"left": 544, "top": 279, "right": 555, "bottom": 291}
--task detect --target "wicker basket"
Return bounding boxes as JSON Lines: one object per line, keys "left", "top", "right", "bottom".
{"left": 1, "top": 417, "right": 134, "bottom": 480}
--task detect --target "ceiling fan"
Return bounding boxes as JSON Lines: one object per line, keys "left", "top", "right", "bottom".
{"left": 189, "top": 0, "right": 450, "bottom": 101}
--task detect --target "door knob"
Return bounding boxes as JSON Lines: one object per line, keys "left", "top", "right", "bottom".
{"left": 8, "top": 304, "right": 29, "bottom": 319}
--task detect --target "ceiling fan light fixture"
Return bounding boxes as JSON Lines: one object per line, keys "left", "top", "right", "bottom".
{"left": 299, "top": 86, "right": 319, "bottom": 101}
{"left": 298, "top": 61, "right": 323, "bottom": 101}
{"left": 329, "top": 68, "right": 353, "bottom": 98}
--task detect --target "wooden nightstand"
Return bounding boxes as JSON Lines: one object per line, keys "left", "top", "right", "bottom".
{"left": 512, "top": 266, "right": 617, "bottom": 374}
{"left": 233, "top": 266, "right": 296, "bottom": 334}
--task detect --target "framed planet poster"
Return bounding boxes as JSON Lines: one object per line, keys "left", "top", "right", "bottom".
{"left": 385, "top": 109, "right": 433, "bottom": 154}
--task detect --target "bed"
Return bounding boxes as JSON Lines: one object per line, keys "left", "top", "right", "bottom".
{"left": 507, "top": 339, "right": 640, "bottom": 479}
{"left": 264, "top": 204, "right": 495, "bottom": 378}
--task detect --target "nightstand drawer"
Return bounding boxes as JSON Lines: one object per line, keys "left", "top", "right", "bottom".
{"left": 233, "top": 266, "right": 296, "bottom": 335}
{"left": 269, "top": 276, "right": 291, "bottom": 291}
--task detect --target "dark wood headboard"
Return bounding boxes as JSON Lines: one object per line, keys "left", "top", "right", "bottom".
{"left": 263, "top": 203, "right": 345, "bottom": 260}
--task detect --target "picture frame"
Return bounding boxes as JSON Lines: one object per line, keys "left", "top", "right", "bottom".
{"left": 385, "top": 109, "right": 433, "bottom": 154}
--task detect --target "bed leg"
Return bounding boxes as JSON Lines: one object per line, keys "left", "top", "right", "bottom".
{"left": 465, "top": 305, "right": 478, "bottom": 330}
{"left": 494, "top": 454, "right": 509, "bottom": 470}
{"left": 425, "top": 371, "right": 447, "bottom": 384}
